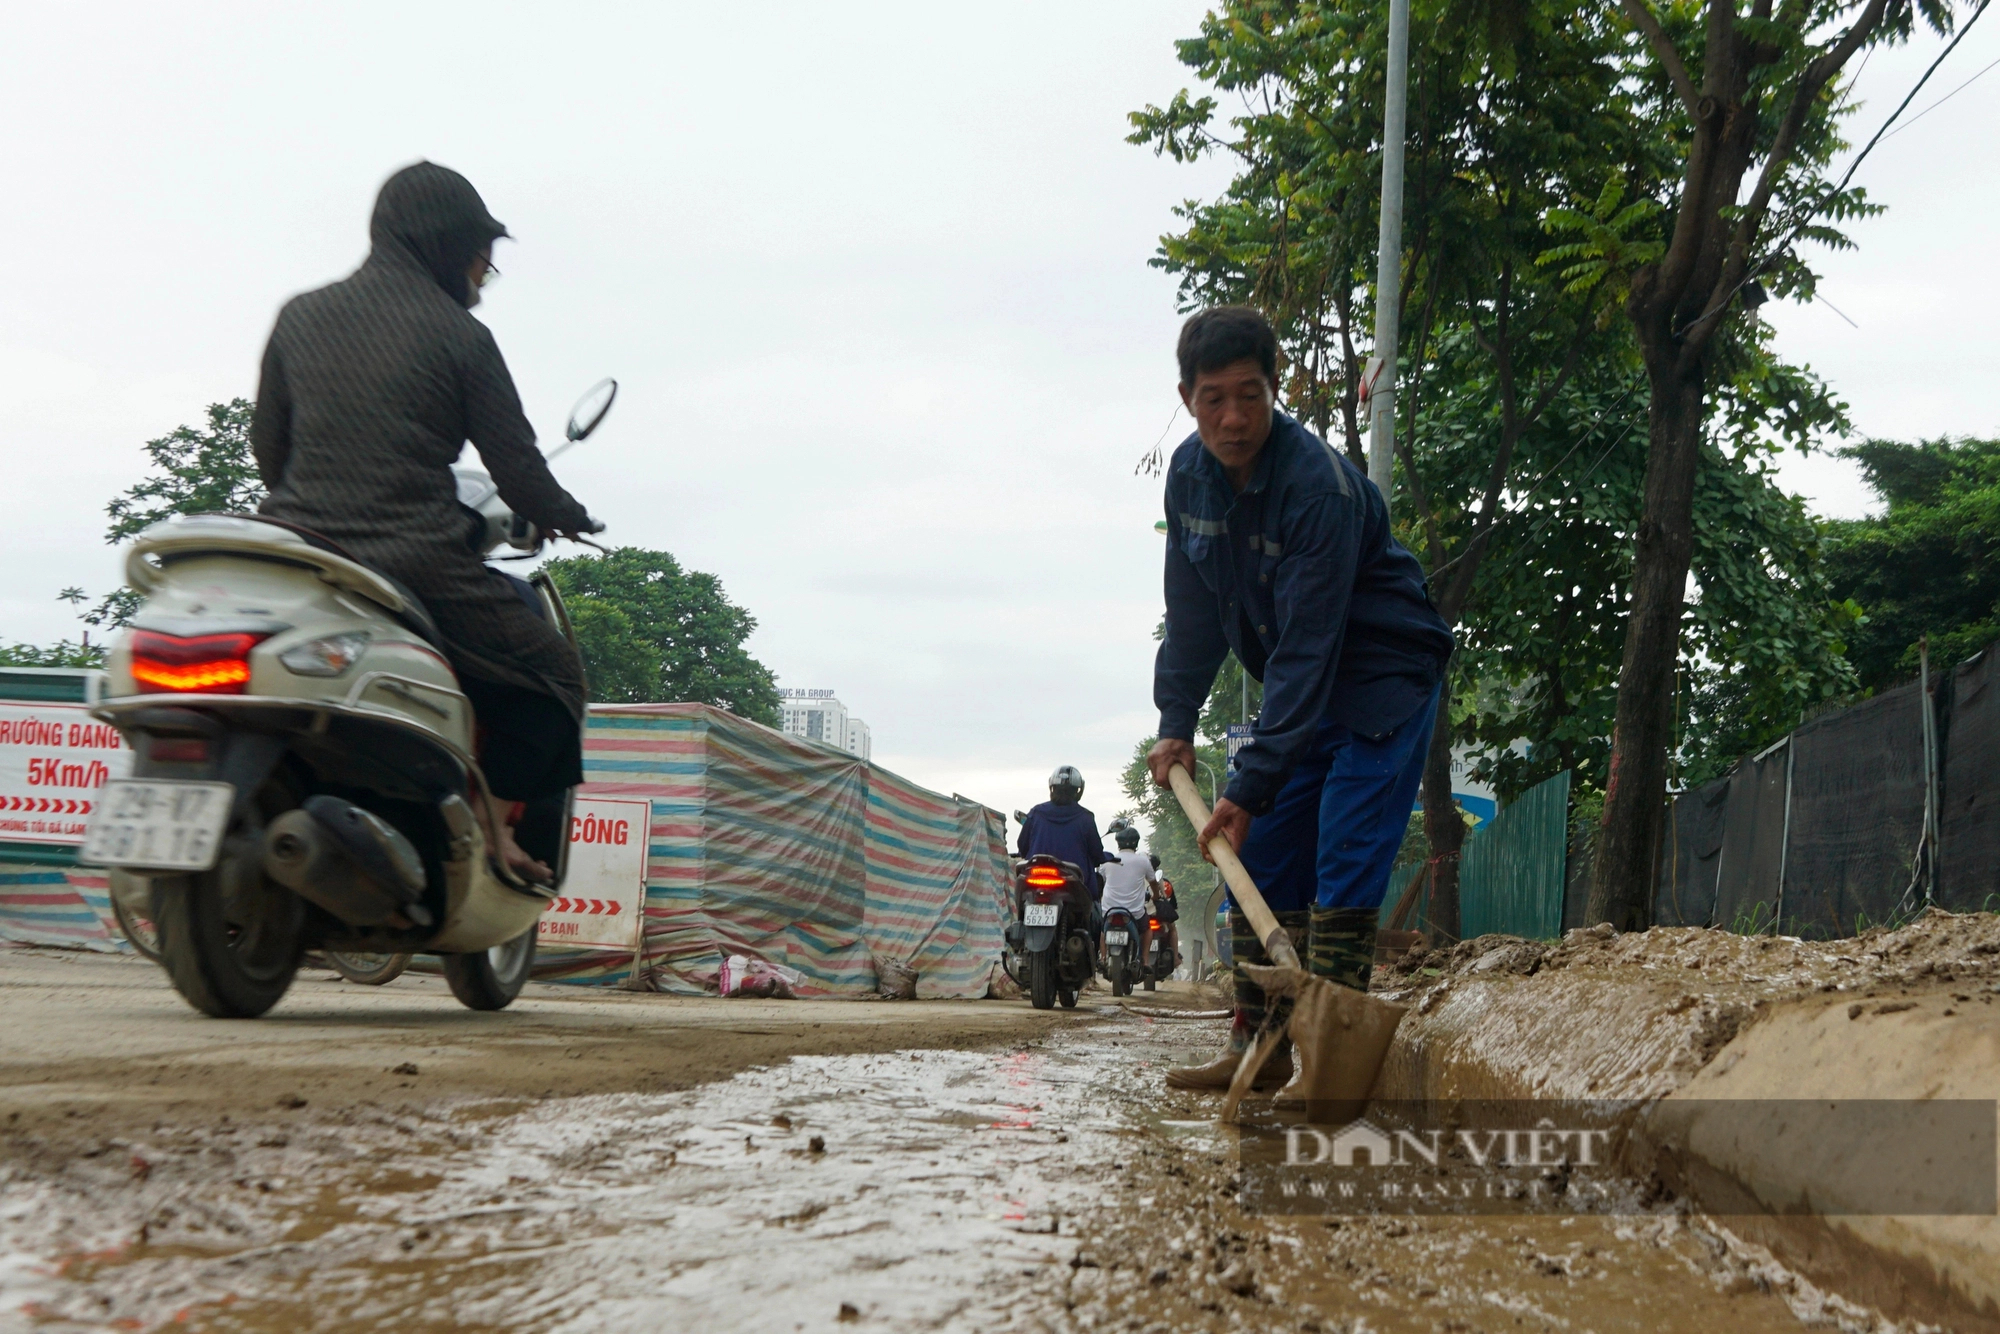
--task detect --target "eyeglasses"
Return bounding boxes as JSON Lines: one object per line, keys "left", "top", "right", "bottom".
{"left": 475, "top": 255, "right": 500, "bottom": 289}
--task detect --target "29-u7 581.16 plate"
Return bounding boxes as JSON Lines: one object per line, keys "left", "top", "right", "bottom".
{"left": 80, "top": 779, "right": 234, "bottom": 871}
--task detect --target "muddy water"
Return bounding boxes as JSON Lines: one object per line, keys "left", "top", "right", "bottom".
{"left": 1, "top": 1007, "right": 1927, "bottom": 1333}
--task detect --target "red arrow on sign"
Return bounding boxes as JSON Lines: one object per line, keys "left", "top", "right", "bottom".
{"left": 606, "top": 901, "right": 621, "bottom": 915}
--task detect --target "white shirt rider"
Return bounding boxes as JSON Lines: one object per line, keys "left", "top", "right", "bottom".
{"left": 1100, "top": 848, "right": 1159, "bottom": 917}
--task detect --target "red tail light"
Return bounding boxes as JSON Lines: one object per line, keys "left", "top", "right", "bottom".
{"left": 130, "top": 631, "right": 268, "bottom": 694}
{"left": 1024, "top": 865, "right": 1066, "bottom": 889}
{"left": 1148, "top": 918, "right": 1161, "bottom": 931}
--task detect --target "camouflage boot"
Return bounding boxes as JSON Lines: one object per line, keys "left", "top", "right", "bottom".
{"left": 1306, "top": 905, "right": 1379, "bottom": 991}
{"left": 1165, "top": 906, "right": 1309, "bottom": 1091}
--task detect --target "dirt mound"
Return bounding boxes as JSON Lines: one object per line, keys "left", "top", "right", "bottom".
{"left": 1378, "top": 906, "right": 2000, "bottom": 1001}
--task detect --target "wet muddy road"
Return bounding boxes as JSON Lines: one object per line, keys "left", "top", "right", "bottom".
{"left": 0, "top": 952, "right": 1924, "bottom": 1332}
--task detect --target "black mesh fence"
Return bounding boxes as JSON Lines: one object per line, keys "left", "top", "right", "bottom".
{"left": 1940, "top": 647, "right": 2000, "bottom": 913}
{"left": 1653, "top": 778, "right": 1728, "bottom": 927}
{"left": 1711, "top": 742, "right": 1791, "bottom": 933}
{"left": 1781, "top": 682, "right": 1928, "bottom": 937}
{"left": 1649, "top": 650, "right": 1981, "bottom": 938}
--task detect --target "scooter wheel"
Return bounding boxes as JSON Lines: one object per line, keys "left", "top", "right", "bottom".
{"left": 1058, "top": 988, "right": 1078, "bottom": 1009}
{"left": 153, "top": 865, "right": 304, "bottom": 1019}
{"left": 1143, "top": 976, "right": 1156, "bottom": 992}
{"left": 442, "top": 929, "right": 537, "bottom": 1011}
{"left": 326, "top": 951, "right": 413, "bottom": 986}
{"left": 1028, "top": 948, "right": 1057, "bottom": 1010}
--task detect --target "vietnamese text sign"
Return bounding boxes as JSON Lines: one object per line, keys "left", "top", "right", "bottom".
{"left": 538, "top": 797, "right": 648, "bottom": 951}
{"left": 0, "top": 704, "right": 131, "bottom": 846}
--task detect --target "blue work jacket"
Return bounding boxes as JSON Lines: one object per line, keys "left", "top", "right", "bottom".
{"left": 1017, "top": 800, "right": 1111, "bottom": 898}
{"left": 1154, "top": 411, "right": 1453, "bottom": 816}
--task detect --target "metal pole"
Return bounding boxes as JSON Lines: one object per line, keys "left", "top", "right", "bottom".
{"left": 1367, "top": 0, "right": 1411, "bottom": 509}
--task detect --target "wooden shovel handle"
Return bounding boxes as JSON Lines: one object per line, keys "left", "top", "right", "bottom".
{"left": 1167, "top": 764, "right": 1301, "bottom": 971}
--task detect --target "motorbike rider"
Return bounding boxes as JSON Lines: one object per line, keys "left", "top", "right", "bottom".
{"left": 1098, "top": 825, "right": 1159, "bottom": 968}
{"left": 250, "top": 161, "right": 601, "bottom": 883}
{"left": 1016, "top": 766, "right": 1111, "bottom": 931}
{"left": 1149, "top": 852, "right": 1181, "bottom": 970}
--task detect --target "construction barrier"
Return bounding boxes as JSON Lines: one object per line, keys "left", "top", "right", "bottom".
{"left": 1, "top": 697, "right": 1012, "bottom": 999}
{"left": 553, "top": 703, "right": 1010, "bottom": 996}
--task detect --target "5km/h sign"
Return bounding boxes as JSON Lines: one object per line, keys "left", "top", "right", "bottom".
{"left": 0, "top": 703, "right": 130, "bottom": 847}
{"left": 538, "top": 797, "right": 649, "bottom": 954}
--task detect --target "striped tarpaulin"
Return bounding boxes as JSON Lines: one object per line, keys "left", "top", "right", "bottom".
{"left": 574, "top": 704, "right": 1007, "bottom": 997}
{"left": 861, "top": 765, "right": 1010, "bottom": 998}
{"left": 0, "top": 869, "right": 121, "bottom": 951}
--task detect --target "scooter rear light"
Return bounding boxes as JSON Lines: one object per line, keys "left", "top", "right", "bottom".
{"left": 129, "top": 631, "right": 269, "bottom": 695}
{"left": 149, "top": 737, "right": 211, "bottom": 763}
{"left": 1024, "top": 865, "right": 1066, "bottom": 889}
{"left": 1148, "top": 918, "right": 1161, "bottom": 931}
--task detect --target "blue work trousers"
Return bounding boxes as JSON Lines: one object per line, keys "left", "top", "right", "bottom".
{"left": 1233, "top": 688, "right": 1438, "bottom": 914}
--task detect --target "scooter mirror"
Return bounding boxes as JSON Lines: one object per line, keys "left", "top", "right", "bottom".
{"left": 565, "top": 378, "right": 619, "bottom": 442}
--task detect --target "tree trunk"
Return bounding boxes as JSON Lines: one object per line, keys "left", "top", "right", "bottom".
{"left": 1587, "top": 368, "right": 1706, "bottom": 929}
{"left": 1419, "top": 702, "right": 1464, "bottom": 942}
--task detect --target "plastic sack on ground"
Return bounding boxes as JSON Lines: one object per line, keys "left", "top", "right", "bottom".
{"left": 718, "top": 954, "right": 803, "bottom": 999}
{"left": 875, "top": 956, "right": 918, "bottom": 1000}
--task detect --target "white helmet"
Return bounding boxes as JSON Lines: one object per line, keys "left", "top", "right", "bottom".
{"left": 1048, "top": 765, "right": 1084, "bottom": 801}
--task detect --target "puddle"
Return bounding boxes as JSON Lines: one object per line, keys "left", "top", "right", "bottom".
{"left": 0, "top": 1008, "right": 1930, "bottom": 1333}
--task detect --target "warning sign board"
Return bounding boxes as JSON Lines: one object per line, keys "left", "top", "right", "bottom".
{"left": 0, "top": 703, "right": 131, "bottom": 847}
{"left": 538, "top": 797, "right": 648, "bottom": 952}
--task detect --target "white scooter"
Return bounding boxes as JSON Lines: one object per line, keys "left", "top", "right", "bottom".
{"left": 84, "top": 381, "right": 618, "bottom": 1018}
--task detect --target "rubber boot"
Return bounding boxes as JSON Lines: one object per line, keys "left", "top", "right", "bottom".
{"left": 1272, "top": 905, "right": 1382, "bottom": 1108}
{"left": 1307, "top": 905, "right": 1380, "bottom": 992}
{"left": 1163, "top": 1008, "right": 1293, "bottom": 1090}
{"left": 1164, "top": 906, "right": 1308, "bottom": 1092}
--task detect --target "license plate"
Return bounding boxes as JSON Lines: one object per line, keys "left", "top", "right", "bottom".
{"left": 80, "top": 780, "right": 234, "bottom": 871}
{"left": 1105, "top": 930, "right": 1128, "bottom": 945}
{"left": 1023, "top": 903, "right": 1059, "bottom": 926}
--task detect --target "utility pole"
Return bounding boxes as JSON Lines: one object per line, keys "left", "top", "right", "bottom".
{"left": 1365, "top": 0, "right": 1411, "bottom": 511}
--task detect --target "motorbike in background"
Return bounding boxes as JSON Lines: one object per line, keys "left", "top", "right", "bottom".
{"left": 1002, "top": 854, "right": 1094, "bottom": 1010}
{"left": 1101, "top": 902, "right": 1140, "bottom": 996}
{"left": 81, "top": 381, "right": 618, "bottom": 1019}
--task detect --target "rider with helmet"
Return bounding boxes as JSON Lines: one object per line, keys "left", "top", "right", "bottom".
{"left": 1097, "top": 824, "right": 1159, "bottom": 967}
{"left": 1016, "top": 766, "right": 1113, "bottom": 931}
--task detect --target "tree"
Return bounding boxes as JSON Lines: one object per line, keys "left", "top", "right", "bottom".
{"left": 1134, "top": 0, "right": 1863, "bottom": 935}
{"left": 1133, "top": 0, "right": 1665, "bottom": 936}
{"left": 1821, "top": 436, "right": 2000, "bottom": 692}
{"left": 1590, "top": 0, "right": 1969, "bottom": 928}
{"left": 76, "top": 399, "right": 265, "bottom": 629}
{"left": 540, "top": 548, "right": 782, "bottom": 726}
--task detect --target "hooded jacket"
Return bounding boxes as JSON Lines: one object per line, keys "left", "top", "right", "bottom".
{"left": 251, "top": 162, "right": 591, "bottom": 718}
{"left": 1017, "top": 800, "right": 1112, "bottom": 898}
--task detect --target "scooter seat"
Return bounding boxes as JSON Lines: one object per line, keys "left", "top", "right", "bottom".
{"left": 225, "top": 514, "right": 448, "bottom": 651}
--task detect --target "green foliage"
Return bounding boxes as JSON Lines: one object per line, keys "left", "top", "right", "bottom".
{"left": 540, "top": 548, "right": 781, "bottom": 726}
{"left": 1539, "top": 173, "right": 1662, "bottom": 302}
{"left": 104, "top": 399, "right": 264, "bottom": 543}
{"left": 0, "top": 641, "right": 104, "bottom": 668}
{"left": 1133, "top": 0, "right": 1865, "bottom": 814}
{"left": 72, "top": 400, "right": 265, "bottom": 629}
{"left": 1822, "top": 436, "right": 2000, "bottom": 692}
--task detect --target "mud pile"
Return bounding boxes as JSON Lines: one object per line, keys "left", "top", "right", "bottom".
{"left": 1379, "top": 908, "right": 2000, "bottom": 1000}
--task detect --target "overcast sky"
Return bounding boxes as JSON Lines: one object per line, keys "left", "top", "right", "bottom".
{"left": 2, "top": 4, "right": 1994, "bottom": 826}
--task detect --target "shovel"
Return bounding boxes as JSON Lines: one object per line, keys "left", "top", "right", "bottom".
{"left": 1168, "top": 764, "right": 1408, "bottom": 1124}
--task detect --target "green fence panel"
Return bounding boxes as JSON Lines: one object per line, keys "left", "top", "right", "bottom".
{"left": 1460, "top": 770, "right": 1571, "bottom": 940}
